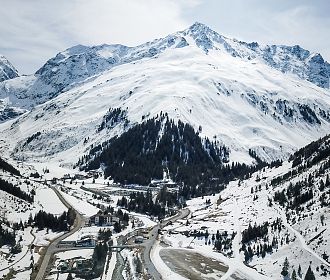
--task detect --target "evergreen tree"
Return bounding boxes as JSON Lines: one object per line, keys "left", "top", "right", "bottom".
{"left": 134, "top": 255, "right": 143, "bottom": 274}
{"left": 66, "top": 273, "right": 73, "bottom": 280}
{"left": 292, "top": 269, "right": 297, "bottom": 280}
{"left": 304, "top": 265, "right": 315, "bottom": 280}
{"left": 281, "top": 257, "right": 289, "bottom": 277}
{"left": 298, "top": 265, "right": 302, "bottom": 278}
{"left": 113, "top": 222, "right": 121, "bottom": 233}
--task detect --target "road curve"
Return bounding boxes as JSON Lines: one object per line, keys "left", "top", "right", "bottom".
{"left": 0, "top": 229, "right": 36, "bottom": 273}
{"left": 34, "top": 186, "right": 84, "bottom": 280}
{"left": 142, "top": 208, "right": 190, "bottom": 279}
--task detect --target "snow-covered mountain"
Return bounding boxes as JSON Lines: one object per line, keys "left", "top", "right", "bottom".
{"left": 166, "top": 134, "right": 330, "bottom": 279}
{"left": 0, "top": 55, "right": 18, "bottom": 82}
{"left": 0, "top": 56, "right": 24, "bottom": 122}
{"left": 1, "top": 22, "right": 330, "bottom": 167}
{"left": 1, "top": 23, "right": 329, "bottom": 113}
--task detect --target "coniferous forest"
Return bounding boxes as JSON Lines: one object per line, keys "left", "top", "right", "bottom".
{"left": 0, "top": 178, "right": 34, "bottom": 203}
{"left": 0, "top": 223, "right": 16, "bottom": 247}
{"left": 0, "top": 156, "right": 20, "bottom": 176}
{"left": 79, "top": 114, "right": 273, "bottom": 193}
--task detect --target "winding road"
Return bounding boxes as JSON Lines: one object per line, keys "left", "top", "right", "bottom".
{"left": 34, "top": 186, "right": 84, "bottom": 280}
{"left": 142, "top": 208, "right": 190, "bottom": 279}
{"left": 0, "top": 229, "right": 36, "bottom": 273}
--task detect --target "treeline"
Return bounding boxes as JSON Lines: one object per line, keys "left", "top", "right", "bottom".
{"left": 242, "top": 222, "right": 269, "bottom": 243}
{"left": 0, "top": 156, "right": 20, "bottom": 175}
{"left": 213, "top": 230, "right": 235, "bottom": 255}
{"left": 249, "top": 149, "right": 267, "bottom": 167}
{"left": 0, "top": 223, "right": 16, "bottom": 247}
{"left": 273, "top": 175, "right": 319, "bottom": 209}
{"left": 271, "top": 134, "right": 330, "bottom": 189}
{"left": 31, "top": 208, "right": 76, "bottom": 232}
{"left": 176, "top": 161, "right": 268, "bottom": 200}
{"left": 79, "top": 114, "right": 284, "bottom": 201}
{"left": 0, "top": 178, "right": 34, "bottom": 203}
{"left": 79, "top": 114, "right": 229, "bottom": 186}
{"left": 241, "top": 219, "right": 284, "bottom": 262}
{"left": 117, "top": 190, "right": 167, "bottom": 218}
{"left": 271, "top": 158, "right": 330, "bottom": 189}
{"left": 290, "top": 134, "right": 330, "bottom": 168}
{"left": 97, "top": 107, "right": 128, "bottom": 132}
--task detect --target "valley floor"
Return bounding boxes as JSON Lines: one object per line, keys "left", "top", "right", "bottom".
{"left": 1, "top": 158, "right": 329, "bottom": 280}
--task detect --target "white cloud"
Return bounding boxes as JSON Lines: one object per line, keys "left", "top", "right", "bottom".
{"left": 64, "top": 0, "right": 192, "bottom": 46}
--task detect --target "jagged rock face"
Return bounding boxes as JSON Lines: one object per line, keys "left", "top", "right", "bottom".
{"left": 259, "top": 45, "right": 329, "bottom": 89}
{"left": 0, "top": 55, "right": 18, "bottom": 82}
{"left": 184, "top": 23, "right": 330, "bottom": 89}
{"left": 1, "top": 22, "right": 329, "bottom": 116}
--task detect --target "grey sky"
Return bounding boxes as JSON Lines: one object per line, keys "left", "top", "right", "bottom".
{"left": 1, "top": 0, "right": 329, "bottom": 74}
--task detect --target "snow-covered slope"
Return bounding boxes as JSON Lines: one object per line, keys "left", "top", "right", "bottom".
{"left": 1, "top": 22, "right": 329, "bottom": 114}
{"left": 157, "top": 134, "right": 330, "bottom": 279}
{"left": 0, "top": 55, "right": 18, "bottom": 82}
{"left": 0, "top": 56, "right": 24, "bottom": 122}
{"left": 0, "top": 33, "right": 189, "bottom": 114}
{"left": 1, "top": 23, "right": 330, "bottom": 167}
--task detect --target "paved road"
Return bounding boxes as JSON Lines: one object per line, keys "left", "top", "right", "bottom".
{"left": 35, "top": 186, "right": 84, "bottom": 280}
{"left": 142, "top": 208, "right": 190, "bottom": 279}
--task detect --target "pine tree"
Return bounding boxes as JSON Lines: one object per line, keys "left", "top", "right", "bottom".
{"left": 134, "top": 255, "right": 143, "bottom": 274}
{"left": 281, "top": 257, "right": 289, "bottom": 277}
{"left": 66, "top": 273, "right": 73, "bottom": 280}
{"left": 304, "top": 265, "right": 315, "bottom": 280}
{"left": 292, "top": 269, "right": 297, "bottom": 280}
{"left": 298, "top": 264, "right": 302, "bottom": 278}
{"left": 113, "top": 222, "right": 121, "bottom": 233}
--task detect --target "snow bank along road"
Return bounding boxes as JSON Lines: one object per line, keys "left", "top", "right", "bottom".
{"left": 34, "top": 186, "right": 84, "bottom": 280}
{"left": 142, "top": 208, "right": 190, "bottom": 279}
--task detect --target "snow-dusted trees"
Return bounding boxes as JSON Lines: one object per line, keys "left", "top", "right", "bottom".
{"left": 304, "top": 265, "right": 316, "bottom": 280}
{"left": 0, "top": 178, "right": 34, "bottom": 203}
{"left": 0, "top": 224, "right": 16, "bottom": 247}
{"left": 291, "top": 269, "right": 297, "bottom": 280}
{"left": 281, "top": 257, "right": 289, "bottom": 277}
{"left": 241, "top": 222, "right": 269, "bottom": 243}
{"left": 33, "top": 210, "right": 73, "bottom": 231}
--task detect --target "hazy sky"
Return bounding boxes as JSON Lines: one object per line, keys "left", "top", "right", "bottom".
{"left": 1, "top": 0, "right": 329, "bottom": 74}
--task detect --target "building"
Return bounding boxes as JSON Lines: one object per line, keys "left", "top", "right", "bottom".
{"left": 75, "top": 235, "right": 97, "bottom": 247}
{"left": 89, "top": 213, "right": 120, "bottom": 226}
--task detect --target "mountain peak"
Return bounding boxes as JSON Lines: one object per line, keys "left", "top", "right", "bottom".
{"left": 186, "top": 22, "right": 220, "bottom": 37}
{"left": 188, "top": 22, "right": 211, "bottom": 31}
{"left": 63, "top": 44, "right": 90, "bottom": 56}
{"left": 0, "top": 55, "right": 19, "bottom": 82}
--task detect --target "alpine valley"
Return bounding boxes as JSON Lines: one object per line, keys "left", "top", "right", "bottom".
{"left": 0, "top": 23, "right": 329, "bottom": 280}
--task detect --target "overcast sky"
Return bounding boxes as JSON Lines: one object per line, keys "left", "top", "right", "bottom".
{"left": 1, "top": 0, "right": 329, "bottom": 74}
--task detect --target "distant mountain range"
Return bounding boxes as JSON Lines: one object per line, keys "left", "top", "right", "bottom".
{"left": 0, "top": 22, "right": 330, "bottom": 168}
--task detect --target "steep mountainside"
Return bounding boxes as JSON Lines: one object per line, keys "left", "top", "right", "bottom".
{"left": 0, "top": 23, "right": 329, "bottom": 116}
{"left": 0, "top": 55, "right": 18, "bottom": 82}
{"left": 185, "top": 134, "right": 330, "bottom": 279}
{"left": 0, "top": 23, "right": 330, "bottom": 170}
{"left": 0, "top": 56, "right": 23, "bottom": 122}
